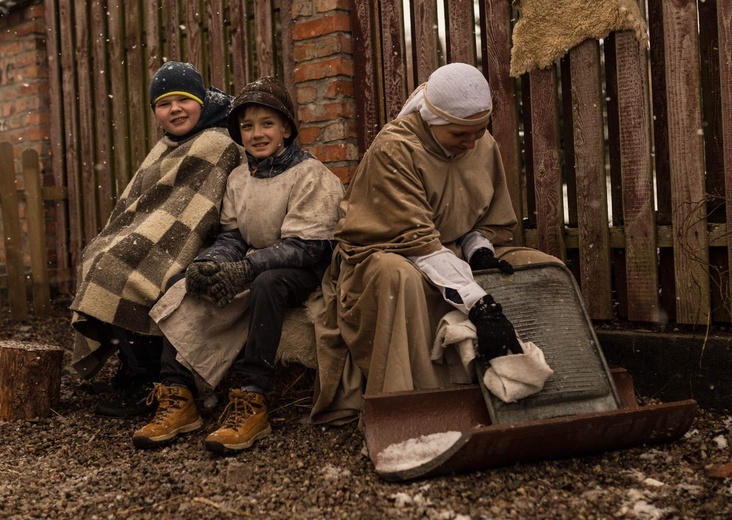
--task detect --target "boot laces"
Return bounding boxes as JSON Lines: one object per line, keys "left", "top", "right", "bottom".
{"left": 218, "top": 393, "right": 259, "bottom": 429}
{"left": 148, "top": 386, "right": 186, "bottom": 425}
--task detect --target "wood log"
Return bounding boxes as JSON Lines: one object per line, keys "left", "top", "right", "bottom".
{"left": 0, "top": 340, "right": 64, "bottom": 421}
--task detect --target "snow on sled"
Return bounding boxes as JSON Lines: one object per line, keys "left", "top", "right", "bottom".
{"left": 362, "top": 263, "right": 697, "bottom": 481}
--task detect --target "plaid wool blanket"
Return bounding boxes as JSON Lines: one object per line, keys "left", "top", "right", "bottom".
{"left": 70, "top": 127, "right": 240, "bottom": 377}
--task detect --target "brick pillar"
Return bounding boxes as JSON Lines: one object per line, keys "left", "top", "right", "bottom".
{"left": 0, "top": 4, "right": 53, "bottom": 268}
{"left": 290, "top": 0, "right": 359, "bottom": 183}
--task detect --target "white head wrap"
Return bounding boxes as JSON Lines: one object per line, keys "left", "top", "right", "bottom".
{"left": 397, "top": 63, "right": 492, "bottom": 125}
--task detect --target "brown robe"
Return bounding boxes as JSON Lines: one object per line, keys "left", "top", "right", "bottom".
{"left": 310, "top": 112, "right": 558, "bottom": 424}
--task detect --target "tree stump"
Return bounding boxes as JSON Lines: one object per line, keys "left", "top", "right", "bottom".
{"left": 0, "top": 340, "right": 64, "bottom": 420}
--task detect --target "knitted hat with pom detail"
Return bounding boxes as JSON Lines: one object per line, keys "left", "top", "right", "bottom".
{"left": 149, "top": 61, "right": 207, "bottom": 108}
{"left": 227, "top": 77, "right": 298, "bottom": 146}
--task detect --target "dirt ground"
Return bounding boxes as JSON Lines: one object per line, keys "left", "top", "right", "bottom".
{"left": 1, "top": 303, "right": 731, "bottom": 519}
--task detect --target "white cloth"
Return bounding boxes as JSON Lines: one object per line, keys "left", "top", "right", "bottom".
{"left": 482, "top": 341, "right": 554, "bottom": 403}
{"left": 460, "top": 230, "right": 495, "bottom": 260}
{"left": 409, "top": 247, "right": 487, "bottom": 313}
{"left": 431, "top": 310, "right": 479, "bottom": 383}
{"left": 431, "top": 310, "right": 554, "bottom": 402}
{"left": 397, "top": 63, "right": 492, "bottom": 125}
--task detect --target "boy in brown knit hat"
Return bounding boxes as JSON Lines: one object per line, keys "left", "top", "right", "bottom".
{"left": 133, "top": 77, "right": 344, "bottom": 453}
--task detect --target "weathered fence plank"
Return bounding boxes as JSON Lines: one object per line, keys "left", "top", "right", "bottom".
{"left": 91, "top": 0, "right": 114, "bottom": 224}
{"left": 381, "top": 0, "right": 408, "bottom": 121}
{"left": 720, "top": 0, "right": 732, "bottom": 318}
{"left": 43, "top": 0, "right": 70, "bottom": 282}
{"left": 108, "top": 0, "right": 132, "bottom": 195}
{"left": 57, "top": 0, "right": 82, "bottom": 269}
{"left": 207, "top": 0, "right": 226, "bottom": 89}
{"left": 186, "top": 0, "right": 203, "bottom": 68}
{"left": 0, "top": 143, "right": 27, "bottom": 319}
{"left": 528, "top": 67, "right": 565, "bottom": 261}
{"left": 74, "top": 1, "right": 99, "bottom": 242}
{"left": 446, "top": 0, "right": 475, "bottom": 64}
{"left": 614, "top": 28, "right": 661, "bottom": 323}
{"left": 254, "top": 0, "right": 274, "bottom": 78}
{"left": 662, "top": 0, "right": 710, "bottom": 325}
{"left": 145, "top": 1, "right": 164, "bottom": 145}
{"left": 351, "top": 0, "right": 380, "bottom": 153}
{"left": 569, "top": 40, "right": 612, "bottom": 320}
{"left": 411, "top": 0, "right": 439, "bottom": 84}
{"left": 23, "top": 150, "right": 51, "bottom": 317}
{"left": 230, "top": 0, "right": 250, "bottom": 93}
{"left": 165, "top": 0, "right": 181, "bottom": 62}
{"left": 126, "top": 0, "right": 149, "bottom": 176}
{"left": 482, "top": 0, "right": 524, "bottom": 245}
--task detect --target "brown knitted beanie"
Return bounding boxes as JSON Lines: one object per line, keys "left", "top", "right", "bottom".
{"left": 227, "top": 77, "right": 298, "bottom": 146}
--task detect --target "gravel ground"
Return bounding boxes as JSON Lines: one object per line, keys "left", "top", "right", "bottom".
{"left": 1, "top": 303, "right": 731, "bottom": 519}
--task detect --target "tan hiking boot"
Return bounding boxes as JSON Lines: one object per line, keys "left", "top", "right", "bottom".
{"left": 204, "top": 390, "right": 271, "bottom": 454}
{"left": 132, "top": 385, "right": 202, "bottom": 449}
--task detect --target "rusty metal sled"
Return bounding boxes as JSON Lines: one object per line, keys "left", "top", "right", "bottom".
{"left": 362, "top": 264, "right": 698, "bottom": 481}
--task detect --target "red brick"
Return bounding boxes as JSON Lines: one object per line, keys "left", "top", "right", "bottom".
{"left": 294, "top": 57, "right": 353, "bottom": 82}
{"left": 26, "top": 5, "right": 46, "bottom": 20}
{"left": 298, "top": 100, "right": 356, "bottom": 124}
{"left": 0, "top": 40, "right": 23, "bottom": 56}
{"left": 11, "top": 20, "right": 42, "bottom": 38}
{"left": 295, "top": 84, "right": 318, "bottom": 104}
{"left": 324, "top": 79, "right": 354, "bottom": 98}
{"left": 297, "top": 125, "right": 321, "bottom": 144}
{"left": 294, "top": 33, "right": 351, "bottom": 61}
{"left": 291, "top": 0, "right": 314, "bottom": 19}
{"left": 306, "top": 142, "right": 358, "bottom": 162}
{"left": 322, "top": 120, "right": 357, "bottom": 142}
{"left": 315, "top": 0, "right": 351, "bottom": 13}
{"left": 292, "top": 13, "right": 351, "bottom": 41}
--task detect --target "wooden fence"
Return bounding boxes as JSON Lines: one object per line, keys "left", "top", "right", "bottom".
{"left": 42, "top": 0, "right": 290, "bottom": 273}
{"left": 0, "top": 142, "right": 71, "bottom": 319}
{"left": 351, "top": 0, "right": 732, "bottom": 326}
{"left": 3, "top": 0, "right": 731, "bottom": 329}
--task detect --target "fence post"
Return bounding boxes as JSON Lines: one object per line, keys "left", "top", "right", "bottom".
{"left": 0, "top": 142, "right": 28, "bottom": 319}
{"left": 23, "top": 149, "right": 51, "bottom": 317}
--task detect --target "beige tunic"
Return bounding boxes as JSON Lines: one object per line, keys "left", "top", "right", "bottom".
{"left": 310, "top": 113, "right": 558, "bottom": 424}
{"left": 150, "top": 157, "right": 344, "bottom": 388}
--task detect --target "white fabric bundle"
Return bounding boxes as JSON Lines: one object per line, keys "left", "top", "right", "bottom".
{"left": 432, "top": 310, "right": 554, "bottom": 402}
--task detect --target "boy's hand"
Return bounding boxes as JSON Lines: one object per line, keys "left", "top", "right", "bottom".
{"left": 468, "top": 294, "right": 523, "bottom": 361}
{"left": 208, "top": 259, "right": 256, "bottom": 307}
{"left": 185, "top": 261, "right": 220, "bottom": 296}
{"left": 469, "top": 248, "right": 514, "bottom": 274}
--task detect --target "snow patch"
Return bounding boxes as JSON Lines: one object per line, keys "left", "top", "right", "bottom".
{"left": 376, "top": 431, "right": 462, "bottom": 473}
{"left": 712, "top": 434, "right": 728, "bottom": 450}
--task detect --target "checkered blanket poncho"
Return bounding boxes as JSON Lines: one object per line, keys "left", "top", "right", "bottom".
{"left": 70, "top": 127, "right": 240, "bottom": 375}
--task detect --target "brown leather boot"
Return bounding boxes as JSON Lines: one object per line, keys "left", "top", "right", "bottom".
{"left": 132, "top": 385, "right": 202, "bottom": 449}
{"left": 204, "top": 390, "right": 271, "bottom": 454}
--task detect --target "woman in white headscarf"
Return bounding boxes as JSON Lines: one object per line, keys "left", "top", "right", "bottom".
{"left": 310, "top": 63, "right": 559, "bottom": 424}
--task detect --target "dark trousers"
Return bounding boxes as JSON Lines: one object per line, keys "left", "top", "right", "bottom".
{"left": 106, "top": 324, "right": 163, "bottom": 380}
{"left": 161, "top": 267, "right": 320, "bottom": 395}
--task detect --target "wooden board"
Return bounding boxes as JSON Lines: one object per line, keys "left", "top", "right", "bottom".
{"left": 482, "top": 0, "right": 524, "bottom": 244}
{"left": 528, "top": 67, "right": 565, "bottom": 261}
{"left": 0, "top": 142, "right": 27, "bottom": 319}
{"left": 22, "top": 150, "right": 51, "bottom": 317}
{"left": 569, "top": 40, "right": 612, "bottom": 320}
{"left": 662, "top": 0, "right": 710, "bottom": 325}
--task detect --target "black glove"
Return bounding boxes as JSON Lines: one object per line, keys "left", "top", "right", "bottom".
{"left": 185, "top": 261, "right": 220, "bottom": 297}
{"left": 469, "top": 248, "right": 514, "bottom": 274}
{"left": 208, "top": 259, "right": 256, "bottom": 308}
{"left": 469, "top": 294, "right": 523, "bottom": 361}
